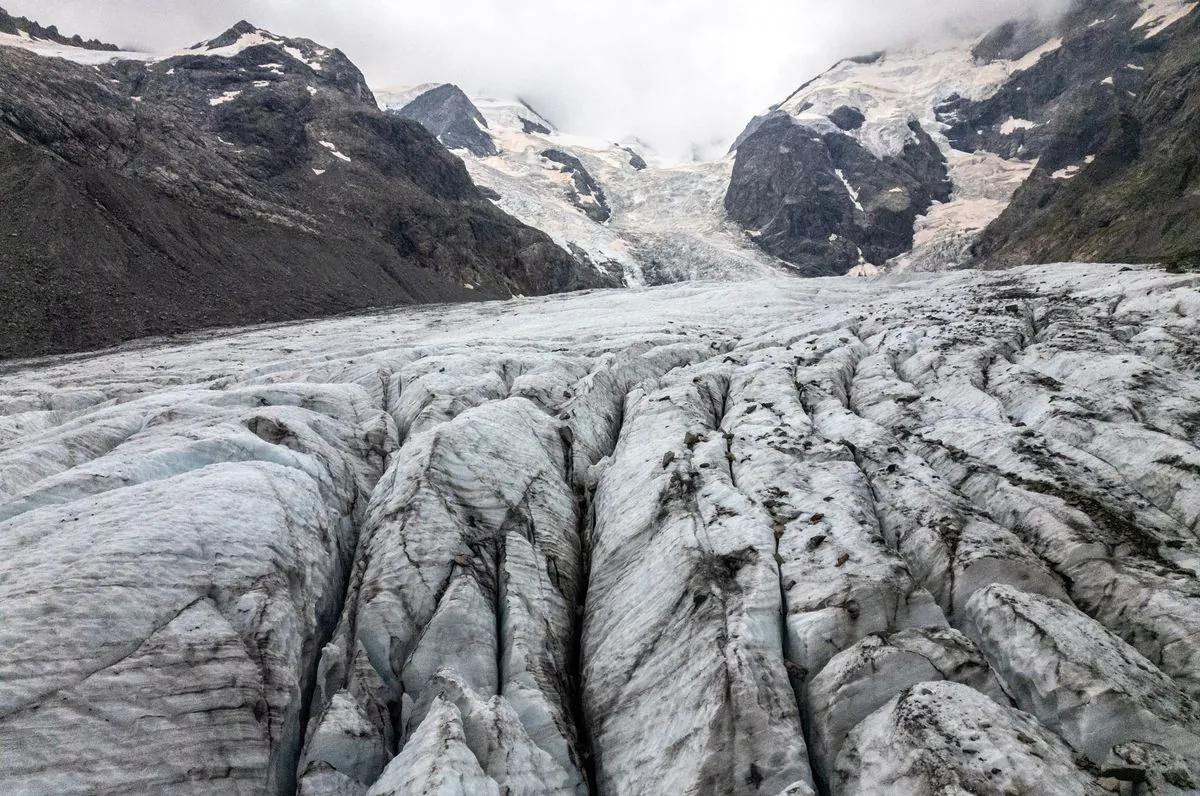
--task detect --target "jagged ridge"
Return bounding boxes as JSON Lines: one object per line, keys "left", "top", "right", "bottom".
{"left": 0, "top": 22, "right": 614, "bottom": 360}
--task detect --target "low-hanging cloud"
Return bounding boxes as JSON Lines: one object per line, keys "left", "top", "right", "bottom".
{"left": 9, "top": 0, "right": 1071, "bottom": 158}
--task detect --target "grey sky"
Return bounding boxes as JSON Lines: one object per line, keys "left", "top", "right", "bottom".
{"left": 8, "top": 1, "right": 1068, "bottom": 158}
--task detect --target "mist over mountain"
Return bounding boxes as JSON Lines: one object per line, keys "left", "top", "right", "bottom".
{"left": 7, "top": 0, "right": 1072, "bottom": 157}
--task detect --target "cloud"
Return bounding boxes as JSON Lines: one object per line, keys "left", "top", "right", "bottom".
{"left": 7, "top": 0, "right": 1071, "bottom": 158}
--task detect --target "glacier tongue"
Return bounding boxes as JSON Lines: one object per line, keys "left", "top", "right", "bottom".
{"left": 1, "top": 263, "right": 1199, "bottom": 794}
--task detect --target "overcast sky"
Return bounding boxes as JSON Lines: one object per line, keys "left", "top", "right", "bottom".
{"left": 9, "top": 1, "right": 1066, "bottom": 158}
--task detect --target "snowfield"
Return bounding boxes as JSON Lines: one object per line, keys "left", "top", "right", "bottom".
{"left": 1, "top": 264, "right": 1198, "bottom": 795}
{"left": 0, "top": 31, "right": 152, "bottom": 64}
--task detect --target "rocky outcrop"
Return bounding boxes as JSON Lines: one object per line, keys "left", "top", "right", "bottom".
{"left": 541, "top": 149, "right": 612, "bottom": 224}
{"left": 621, "top": 147, "right": 647, "bottom": 171}
{"left": 390, "top": 83, "right": 497, "bottom": 157}
{"left": 1, "top": 262, "right": 1197, "bottom": 793}
{"left": 0, "top": 23, "right": 614, "bottom": 360}
{"left": 725, "top": 112, "right": 950, "bottom": 275}
{"left": 723, "top": 0, "right": 1200, "bottom": 274}
{"left": 970, "top": 4, "right": 1200, "bottom": 268}
{"left": 521, "top": 116, "right": 552, "bottom": 135}
{"left": 937, "top": 0, "right": 1147, "bottom": 164}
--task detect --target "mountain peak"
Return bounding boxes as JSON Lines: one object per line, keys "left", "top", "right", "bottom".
{"left": 192, "top": 20, "right": 272, "bottom": 51}
{"left": 391, "top": 83, "right": 497, "bottom": 158}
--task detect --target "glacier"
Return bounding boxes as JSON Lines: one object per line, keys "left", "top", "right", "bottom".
{"left": 1, "top": 263, "right": 1199, "bottom": 795}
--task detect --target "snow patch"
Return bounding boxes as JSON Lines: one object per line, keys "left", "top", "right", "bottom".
{"left": 184, "top": 30, "right": 281, "bottom": 58}
{"left": 319, "top": 141, "right": 351, "bottom": 162}
{"left": 1000, "top": 117, "right": 1040, "bottom": 135}
{"left": 209, "top": 90, "right": 241, "bottom": 106}
{"left": 1134, "top": 0, "right": 1199, "bottom": 37}
{"left": 835, "top": 169, "right": 865, "bottom": 212}
{"left": 1013, "top": 37, "right": 1064, "bottom": 71}
{"left": 283, "top": 45, "right": 323, "bottom": 71}
{"left": 0, "top": 31, "right": 152, "bottom": 64}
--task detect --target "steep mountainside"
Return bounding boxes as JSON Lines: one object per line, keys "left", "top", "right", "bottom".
{"left": 726, "top": 0, "right": 1200, "bottom": 275}
{"left": 0, "top": 263, "right": 1198, "bottom": 794}
{"left": 725, "top": 111, "right": 951, "bottom": 276}
{"left": 388, "top": 83, "right": 498, "bottom": 157}
{"left": 972, "top": 4, "right": 1200, "bottom": 268}
{"left": 385, "top": 0, "right": 1198, "bottom": 284}
{"left": 0, "top": 22, "right": 612, "bottom": 360}
{"left": 383, "top": 89, "right": 795, "bottom": 287}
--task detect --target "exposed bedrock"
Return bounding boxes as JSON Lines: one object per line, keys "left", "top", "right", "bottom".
{"left": 391, "top": 83, "right": 498, "bottom": 158}
{"left": 725, "top": 111, "right": 951, "bottom": 276}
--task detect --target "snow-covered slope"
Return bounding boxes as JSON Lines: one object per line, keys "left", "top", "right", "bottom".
{"left": 383, "top": 91, "right": 794, "bottom": 286}
{"left": 2, "top": 263, "right": 1199, "bottom": 794}
{"left": 764, "top": 41, "right": 1052, "bottom": 274}
{"left": 381, "top": 0, "right": 1199, "bottom": 284}
{"left": 0, "top": 28, "right": 150, "bottom": 63}
{"left": 730, "top": 0, "right": 1200, "bottom": 275}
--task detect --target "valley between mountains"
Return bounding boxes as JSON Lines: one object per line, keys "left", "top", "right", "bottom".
{"left": 2, "top": 264, "right": 1198, "bottom": 795}
{"left": 3, "top": 0, "right": 1200, "bottom": 793}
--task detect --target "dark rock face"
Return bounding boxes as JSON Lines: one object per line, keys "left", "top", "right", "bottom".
{"left": 937, "top": 0, "right": 1146, "bottom": 163}
{"left": 725, "top": 113, "right": 950, "bottom": 275}
{"left": 828, "top": 105, "right": 866, "bottom": 131}
{"left": 971, "top": 17, "right": 1058, "bottom": 63}
{"left": 390, "top": 83, "right": 497, "bottom": 158}
{"left": 541, "top": 148, "right": 612, "bottom": 223}
{"left": 520, "top": 116, "right": 552, "bottom": 135}
{"left": 971, "top": 4, "right": 1200, "bottom": 267}
{"left": 0, "top": 24, "right": 612, "bottom": 359}
{"left": 623, "top": 146, "right": 648, "bottom": 171}
{"left": 0, "top": 5, "right": 118, "bottom": 51}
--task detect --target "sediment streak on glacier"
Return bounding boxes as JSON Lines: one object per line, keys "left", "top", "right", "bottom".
{"left": 1, "top": 264, "right": 1199, "bottom": 795}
